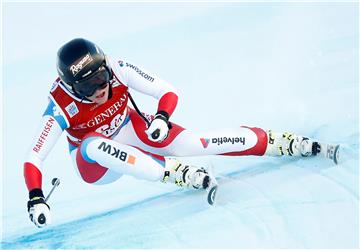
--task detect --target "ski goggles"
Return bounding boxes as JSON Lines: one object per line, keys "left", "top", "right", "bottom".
{"left": 73, "top": 63, "right": 113, "bottom": 97}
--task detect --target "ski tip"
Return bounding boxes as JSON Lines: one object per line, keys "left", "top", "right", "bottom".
{"left": 207, "top": 185, "right": 218, "bottom": 205}
{"left": 333, "top": 144, "right": 340, "bottom": 165}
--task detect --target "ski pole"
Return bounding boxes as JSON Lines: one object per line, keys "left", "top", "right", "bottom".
{"left": 128, "top": 93, "right": 161, "bottom": 139}
{"left": 38, "top": 178, "right": 60, "bottom": 225}
{"left": 45, "top": 178, "right": 60, "bottom": 202}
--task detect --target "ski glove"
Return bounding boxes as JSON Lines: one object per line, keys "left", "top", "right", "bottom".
{"left": 146, "top": 111, "right": 170, "bottom": 143}
{"left": 27, "top": 189, "right": 51, "bottom": 228}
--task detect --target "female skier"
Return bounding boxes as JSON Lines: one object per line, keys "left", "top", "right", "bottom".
{"left": 24, "top": 38, "right": 339, "bottom": 228}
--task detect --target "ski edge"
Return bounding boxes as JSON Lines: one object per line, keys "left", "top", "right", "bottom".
{"left": 333, "top": 144, "right": 340, "bottom": 165}
{"left": 207, "top": 185, "right": 218, "bottom": 205}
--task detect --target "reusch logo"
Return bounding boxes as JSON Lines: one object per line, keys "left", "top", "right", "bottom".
{"left": 200, "top": 138, "right": 210, "bottom": 148}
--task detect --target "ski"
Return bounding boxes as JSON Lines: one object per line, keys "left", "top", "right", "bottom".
{"left": 205, "top": 166, "right": 218, "bottom": 205}
{"left": 315, "top": 142, "right": 340, "bottom": 165}
{"left": 207, "top": 184, "right": 218, "bottom": 205}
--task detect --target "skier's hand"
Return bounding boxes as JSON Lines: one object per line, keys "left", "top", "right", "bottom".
{"left": 28, "top": 195, "right": 51, "bottom": 228}
{"left": 146, "top": 112, "right": 170, "bottom": 142}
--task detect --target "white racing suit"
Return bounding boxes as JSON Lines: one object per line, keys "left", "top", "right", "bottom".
{"left": 24, "top": 57, "right": 275, "bottom": 190}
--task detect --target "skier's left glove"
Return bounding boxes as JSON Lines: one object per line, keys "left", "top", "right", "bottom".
{"left": 146, "top": 111, "right": 170, "bottom": 142}
{"left": 27, "top": 189, "right": 51, "bottom": 228}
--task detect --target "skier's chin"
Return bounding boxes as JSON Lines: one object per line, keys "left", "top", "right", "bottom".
{"left": 89, "top": 87, "right": 109, "bottom": 105}
{"left": 94, "top": 97, "right": 107, "bottom": 105}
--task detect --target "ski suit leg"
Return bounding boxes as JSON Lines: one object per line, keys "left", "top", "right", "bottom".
{"left": 113, "top": 109, "right": 268, "bottom": 157}
{"left": 70, "top": 132, "right": 166, "bottom": 185}
{"left": 114, "top": 110, "right": 318, "bottom": 160}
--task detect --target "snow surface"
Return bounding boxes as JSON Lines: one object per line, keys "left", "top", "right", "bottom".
{"left": 2, "top": 3, "right": 359, "bottom": 249}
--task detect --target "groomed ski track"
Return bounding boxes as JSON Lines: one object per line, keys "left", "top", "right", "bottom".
{"left": 3, "top": 132, "right": 358, "bottom": 249}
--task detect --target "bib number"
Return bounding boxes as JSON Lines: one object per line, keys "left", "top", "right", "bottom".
{"left": 96, "top": 113, "right": 126, "bottom": 136}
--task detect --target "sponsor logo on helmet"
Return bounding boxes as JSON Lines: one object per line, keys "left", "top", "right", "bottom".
{"left": 70, "top": 53, "right": 93, "bottom": 77}
{"left": 65, "top": 101, "right": 79, "bottom": 118}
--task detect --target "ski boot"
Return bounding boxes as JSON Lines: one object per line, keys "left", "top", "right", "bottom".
{"left": 162, "top": 158, "right": 218, "bottom": 205}
{"left": 162, "top": 158, "right": 211, "bottom": 189}
{"left": 265, "top": 131, "right": 340, "bottom": 164}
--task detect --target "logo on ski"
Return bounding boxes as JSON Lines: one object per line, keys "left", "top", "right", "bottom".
{"left": 200, "top": 138, "right": 210, "bottom": 148}
{"left": 98, "top": 142, "right": 136, "bottom": 165}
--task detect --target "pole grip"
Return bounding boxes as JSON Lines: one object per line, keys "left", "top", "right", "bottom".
{"left": 151, "top": 129, "right": 160, "bottom": 140}
{"left": 38, "top": 213, "right": 46, "bottom": 225}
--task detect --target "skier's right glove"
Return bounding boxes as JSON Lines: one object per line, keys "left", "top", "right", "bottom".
{"left": 27, "top": 189, "right": 51, "bottom": 228}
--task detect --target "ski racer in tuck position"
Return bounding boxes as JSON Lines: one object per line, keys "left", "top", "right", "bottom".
{"left": 24, "top": 38, "right": 340, "bottom": 228}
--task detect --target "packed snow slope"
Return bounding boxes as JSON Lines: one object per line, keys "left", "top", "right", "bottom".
{"left": 2, "top": 3, "right": 359, "bottom": 249}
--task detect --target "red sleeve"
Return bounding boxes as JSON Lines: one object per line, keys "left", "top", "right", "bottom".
{"left": 157, "top": 92, "right": 178, "bottom": 117}
{"left": 24, "top": 162, "right": 42, "bottom": 191}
